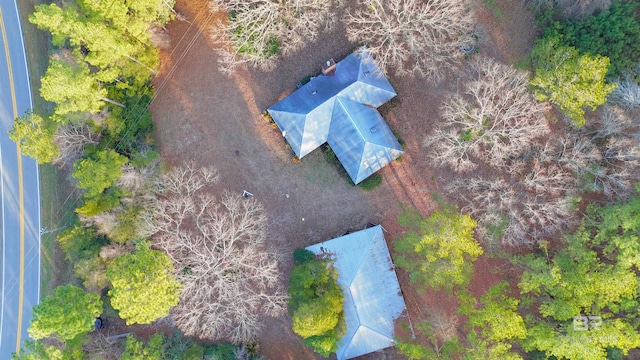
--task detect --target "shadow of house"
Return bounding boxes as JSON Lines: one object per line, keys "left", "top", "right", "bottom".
{"left": 267, "top": 50, "right": 402, "bottom": 184}
{"left": 306, "top": 225, "right": 409, "bottom": 360}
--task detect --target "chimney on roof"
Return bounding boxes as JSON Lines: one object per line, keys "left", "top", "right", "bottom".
{"left": 322, "top": 58, "right": 336, "bottom": 76}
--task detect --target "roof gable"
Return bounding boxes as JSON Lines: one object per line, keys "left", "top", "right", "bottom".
{"left": 328, "top": 98, "right": 404, "bottom": 183}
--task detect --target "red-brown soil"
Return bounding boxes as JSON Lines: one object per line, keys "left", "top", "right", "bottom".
{"left": 147, "top": 0, "right": 540, "bottom": 358}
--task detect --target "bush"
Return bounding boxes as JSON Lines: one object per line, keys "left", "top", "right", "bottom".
{"left": 322, "top": 145, "right": 340, "bottom": 166}
{"left": 57, "top": 221, "right": 108, "bottom": 262}
{"left": 300, "top": 75, "right": 312, "bottom": 85}
{"left": 293, "top": 249, "right": 315, "bottom": 264}
{"left": 394, "top": 206, "right": 481, "bottom": 292}
{"left": 394, "top": 132, "right": 406, "bottom": 149}
{"left": 606, "top": 347, "right": 623, "bottom": 360}
{"left": 357, "top": 173, "right": 383, "bottom": 191}
{"left": 180, "top": 345, "right": 205, "bottom": 360}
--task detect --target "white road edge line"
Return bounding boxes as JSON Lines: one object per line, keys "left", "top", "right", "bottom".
{"left": 0, "top": 7, "right": 8, "bottom": 349}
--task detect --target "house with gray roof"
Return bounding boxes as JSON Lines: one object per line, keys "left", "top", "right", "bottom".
{"left": 305, "top": 225, "right": 408, "bottom": 359}
{"left": 267, "top": 50, "right": 403, "bottom": 184}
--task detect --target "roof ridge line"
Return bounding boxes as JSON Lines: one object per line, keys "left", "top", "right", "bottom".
{"left": 342, "top": 228, "right": 376, "bottom": 287}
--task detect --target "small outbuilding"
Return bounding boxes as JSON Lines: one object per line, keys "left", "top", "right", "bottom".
{"left": 305, "top": 225, "right": 408, "bottom": 360}
{"left": 267, "top": 50, "right": 402, "bottom": 184}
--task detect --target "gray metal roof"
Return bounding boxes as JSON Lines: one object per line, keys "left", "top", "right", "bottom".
{"left": 328, "top": 98, "right": 404, "bottom": 184}
{"left": 267, "top": 50, "right": 397, "bottom": 159}
{"left": 306, "top": 225, "right": 408, "bottom": 360}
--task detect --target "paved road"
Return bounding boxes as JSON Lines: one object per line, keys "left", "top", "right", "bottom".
{"left": 0, "top": 1, "right": 41, "bottom": 357}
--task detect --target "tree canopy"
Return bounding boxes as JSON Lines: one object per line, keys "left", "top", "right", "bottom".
{"left": 39, "top": 59, "right": 107, "bottom": 117}
{"left": 530, "top": 36, "right": 616, "bottom": 127}
{"left": 28, "top": 285, "right": 102, "bottom": 341}
{"left": 394, "top": 206, "right": 482, "bottom": 292}
{"left": 12, "top": 338, "right": 85, "bottom": 360}
{"left": 107, "top": 241, "right": 182, "bottom": 325}
{"left": 518, "top": 196, "right": 640, "bottom": 358}
{"left": 459, "top": 283, "right": 526, "bottom": 360}
{"left": 73, "top": 149, "right": 128, "bottom": 198}
{"left": 543, "top": 0, "right": 640, "bottom": 75}
{"left": 9, "top": 111, "right": 59, "bottom": 164}
{"left": 288, "top": 254, "right": 346, "bottom": 357}
{"left": 29, "top": 0, "right": 170, "bottom": 86}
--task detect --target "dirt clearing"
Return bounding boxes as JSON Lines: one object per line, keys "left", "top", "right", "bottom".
{"left": 149, "top": 0, "right": 538, "bottom": 358}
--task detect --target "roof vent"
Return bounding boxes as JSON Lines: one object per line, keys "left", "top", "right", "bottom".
{"left": 363, "top": 70, "right": 371, "bottom": 77}
{"left": 363, "top": 160, "right": 370, "bottom": 168}
{"left": 370, "top": 126, "right": 377, "bottom": 133}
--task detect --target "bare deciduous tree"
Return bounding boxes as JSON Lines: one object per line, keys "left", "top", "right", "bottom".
{"left": 570, "top": 105, "right": 640, "bottom": 199}
{"left": 344, "top": 0, "right": 474, "bottom": 80}
{"left": 610, "top": 76, "right": 640, "bottom": 111}
{"left": 80, "top": 160, "right": 160, "bottom": 241}
{"left": 53, "top": 123, "right": 100, "bottom": 167}
{"left": 210, "top": 0, "right": 335, "bottom": 73}
{"left": 582, "top": 105, "right": 637, "bottom": 139}
{"left": 523, "top": 162, "right": 574, "bottom": 197}
{"left": 448, "top": 174, "right": 575, "bottom": 247}
{"left": 147, "top": 163, "right": 286, "bottom": 342}
{"left": 99, "top": 242, "right": 134, "bottom": 260}
{"left": 426, "top": 57, "right": 550, "bottom": 172}
{"left": 84, "top": 332, "right": 124, "bottom": 360}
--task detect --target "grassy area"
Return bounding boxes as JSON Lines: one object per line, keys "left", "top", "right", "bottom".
{"left": 16, "top": 0, "right": 51, "bottom": 114}
{"left": 38, "top": 165, "right": 78, "bottom": 293}
{"left": 17, "top": 0, "right": 78, "bottom": 295}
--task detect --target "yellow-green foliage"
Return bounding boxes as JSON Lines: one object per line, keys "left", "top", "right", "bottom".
{"left": 458, "top": 283, "right": 526, "bottom": 360}
{"left": 530, "top": 36, "right": 616, "bottom": 128}
{"left": 73, "top": 149, "right": 128, "bottom": 198}
{"left": 9, "top": 112, "right": 59, "bottom": 164}
{"left": 394, "top": 205, "right": 482, "bottom": 292}
{"left": 518, "top": 196, "right": 640, "bottom": 359}
{"left": 288, "top": 257, "right": 345, "bottom": 357}
{"left": 28, "top": 285, "right": 102, "bottom": 341}
{"left": 120, "top": 334, "right": 164, "bottom": 360}
{"left": 107, "top": 241, "right": 182, "bottom": 325}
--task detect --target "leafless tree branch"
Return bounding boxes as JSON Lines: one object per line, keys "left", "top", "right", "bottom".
{"left": 344, "top": 0, "right": 475, "bottom": 80}
{"left": 210, "top": 0, "right": 335, "bottom": 73}
{"left": 147, "top": 165, "right": 286, "bottom": 342}
{"left": 53, "top": 123, "right": 100, "bottom": 167}
{"left": 426, "top": 56, "right": 550, "bottom": 172}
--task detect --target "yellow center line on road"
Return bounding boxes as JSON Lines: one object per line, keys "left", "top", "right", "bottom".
{"left": 0, "top": 8, "right": 27, "bottom": 353}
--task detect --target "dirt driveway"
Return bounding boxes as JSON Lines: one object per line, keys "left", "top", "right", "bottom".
{"left": 149, "top": 0, "right": 537, "bottom": 358}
